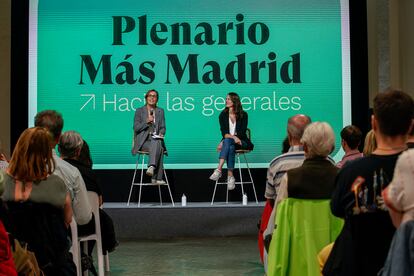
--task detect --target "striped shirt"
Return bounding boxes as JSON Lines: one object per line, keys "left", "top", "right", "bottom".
{"left": 336, "top": 150, "right": 364, "bottom": 168}
{"left": 265, "top": 146, "right": 305, "bottom": 200}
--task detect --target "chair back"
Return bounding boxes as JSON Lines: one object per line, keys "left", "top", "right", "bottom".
{"left": 246, "top": 128, "right": 251, "bottom": 140}
{"left": 87, "top": 191, "right": 102, "bottom": 240}
{"left": 76, "top": 191, "right": 105, "bottom": 276}
{"left": 267, "top": 198, "right": 343, "bottom": 276}
{"left": 69, "top": 217, "right": 80, "bottom": 274}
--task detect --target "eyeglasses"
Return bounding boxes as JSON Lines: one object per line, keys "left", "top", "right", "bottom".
{"left": 147, "top": 94, "right": 158, "bottom": 98}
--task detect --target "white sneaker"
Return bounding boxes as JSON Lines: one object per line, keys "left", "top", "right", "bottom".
{"left": 151, "top": 179, "right": 166, "bottom": 185}
{"left": 209, "top": 169, "right": 222, "bottom": 181}
{"left": 146, "top": 166, "right": 155, "bottom": 177}
{"left": 227, "top": 176, "right": 235, "bottom": 190}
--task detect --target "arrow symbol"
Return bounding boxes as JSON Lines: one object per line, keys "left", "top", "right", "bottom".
{"left": 80, "top": 94, "right": 96, "bottom": 111}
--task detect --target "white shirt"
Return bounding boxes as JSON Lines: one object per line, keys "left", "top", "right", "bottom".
{"left": 229, "top": 117, "right": 236, "bottom": 135}
{"left": 52, "top": 149, "right": 92, "bottom": 225}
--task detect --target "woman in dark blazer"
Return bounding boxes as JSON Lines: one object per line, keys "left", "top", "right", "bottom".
{"left": 209, "top": 92, "right": 253, "bottom": 190}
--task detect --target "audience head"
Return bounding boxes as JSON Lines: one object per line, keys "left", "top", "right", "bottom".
{"left": 34, "top": 110, "right": 64, "bottom": 145}
{"left": 58, "top": 131, "right": 84, "bottom": 159}
{"left": 372, "top": 88, "right": 414, "bottom": 137}
{"left": 301, "top": 122, "right": 335, "bottom": 158}
{"left": 363, "top": 130, "right": 377, "bottom": 156}
{"left": 8, "top": 127, "right": 54, "bottom": 182}
{"left": 340, "top": 125, "right": 362, "bottom": 151}
{"left": 287, "top": 114, "right": 312, "bottom": 145}
{"left": 78, "top": 140, "right": 93, "bottom": 169}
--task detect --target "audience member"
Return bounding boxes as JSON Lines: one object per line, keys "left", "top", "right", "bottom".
{"left": 259, "top": 114, "right": 311, "bottom": 266}
{"left": 0, "top": 171, "right": 17, "bottom": 276}
{"left": 382, "top": 149, "right": 414, "bottom": 227}
{"left": 58, "top": 131, "right": 118, "bottom": 253}
{"left": 2, "top": 128, "right": 72, "bottom": 223}
{"left": 34, "top": 110, "right": 92, "bottom": 225}
{"left": 1, "top": 127, "right": 75, "bottom": 275}
{"left": 362, "top": 129, "right": 377, "bottom": 156}
{"left": 267, "top": 122, "right": 338, "bottom": 276}
{"left": 274, "top": 122, "right": 338, "bottom": 209}
{"left": 264, "top": 115, "right": 312, "bottom": 203}
{"left": 325, "top": 89, "right": 414, "bottom": 276}
{"left": 281, "top": 136, "right": 290, "bottom": 154}
{"left": 337, "top": 125, "right": 363, "bottom": 168}
{"left": 78, "top": 139, "right": 93, "bottom": 168}
{"left": 380, "top": 149, "right": 414, "bottom": 275}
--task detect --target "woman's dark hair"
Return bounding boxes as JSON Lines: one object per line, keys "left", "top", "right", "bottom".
{"left": 282, "top": 136, "right": 290, "bottom": 153}
{"left": 78, "top": 139, "right": 93, "bottom": 169}
{"left": 225, "top": 92, "right": 244, "bottom": 119}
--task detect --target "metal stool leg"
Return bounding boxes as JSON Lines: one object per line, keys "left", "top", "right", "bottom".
{"left": 243, "top": 153, "right": 258, "bottom": 204}
{"left": 138, "top": 154, "right": 146, "bottom": 207}
{"left": 104, "top": 252, "right": 110, "bottom": 272}
{"left": 238, "top": 154, "right": 245, "bottom": 196}
{"left": 226, "top": 179, "right": 229, "bottom": 204}
{"left": 211, "top": 180, "right": 218, "bottom": 205}
{"left": 164, "top": 169, "right": 175, "bottom": 206}
{"left": 127, "top": 154, "right": 141, "bottom": 206}
{"left": 158, "top": 184, "right": 163, "bottom": 206}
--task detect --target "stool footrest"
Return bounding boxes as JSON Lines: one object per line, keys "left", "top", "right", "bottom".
{"left": 131, "top": 183, "right": 169, "bottom": 186}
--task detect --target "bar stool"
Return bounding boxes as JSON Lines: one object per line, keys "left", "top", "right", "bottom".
{"left": 127, "top": 150, "right": 174, "bottom": 207}
{"left": 211, "top": 128, "right": 258, "bottom": 205}
{"left": 211, "top": 150, "right": 258, "bottom": 205}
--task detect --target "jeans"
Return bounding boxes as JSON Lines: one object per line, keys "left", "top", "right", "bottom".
{"left": 219, "top": 138, "right": 236, "bottom": 170}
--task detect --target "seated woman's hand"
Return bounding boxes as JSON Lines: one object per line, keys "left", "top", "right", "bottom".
{"left": 217, "top": 142, "right": 223, "bottom": 152}
{"left": 233, "top": 136, "right": 242, "bottom": 145}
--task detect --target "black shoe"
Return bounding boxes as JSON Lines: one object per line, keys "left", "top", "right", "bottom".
{"left": 106, "top": 240, "right": 120, "bottom": 253}
{"left": 81, "top": 253, "right": 97, "bottom": 276}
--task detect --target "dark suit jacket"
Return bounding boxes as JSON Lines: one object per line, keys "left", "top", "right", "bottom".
{"left": 219, "top": 110, "right": 253, "bottom": 150}
{"left": 132, "top": 106, "right": 166, "bottom": 155}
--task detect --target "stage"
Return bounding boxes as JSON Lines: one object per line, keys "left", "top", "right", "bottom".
{"left": 104, "top": 202, "right": 265, "bottom": 239}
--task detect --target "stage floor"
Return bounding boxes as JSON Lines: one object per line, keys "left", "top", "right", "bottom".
{"left": 104, "top": 201, "right": 265, "bottom": 239}
{"left": 104, "top": 201, "right": 265, "bottom": 209}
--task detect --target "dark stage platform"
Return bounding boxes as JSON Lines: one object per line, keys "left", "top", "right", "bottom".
{"left": 104, "top": 202, "right": 265, "bottom": 239}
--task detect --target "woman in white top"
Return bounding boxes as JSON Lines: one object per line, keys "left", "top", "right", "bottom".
{"left": 209, "top": 92, "right": 253, "bottom": 190}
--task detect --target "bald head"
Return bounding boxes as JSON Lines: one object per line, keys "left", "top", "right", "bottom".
{"left": 287, "top": 114, "right": 312, "bottom": 145}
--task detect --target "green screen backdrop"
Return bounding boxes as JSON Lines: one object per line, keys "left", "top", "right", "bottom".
{"left": 29, "top": 0, "right": 351, "bottom": 169}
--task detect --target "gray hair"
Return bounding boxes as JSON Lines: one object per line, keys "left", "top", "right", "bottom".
{"left": 301, "top": 122, "right": 335, "bottom": 158}
{"left": 58, "top": 131, "right": 83, "bottom": 159}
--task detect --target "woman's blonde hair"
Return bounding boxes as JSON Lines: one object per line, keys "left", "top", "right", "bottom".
{"left": 8, "top": 127, "right": 54, "bottom": 182}
{"left": 363, "top": 129, "right": 377, "bottom": 156}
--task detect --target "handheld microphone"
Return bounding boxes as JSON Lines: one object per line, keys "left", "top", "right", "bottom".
{"left": 150, "top": 108, "right": 154, "bottom": 116}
